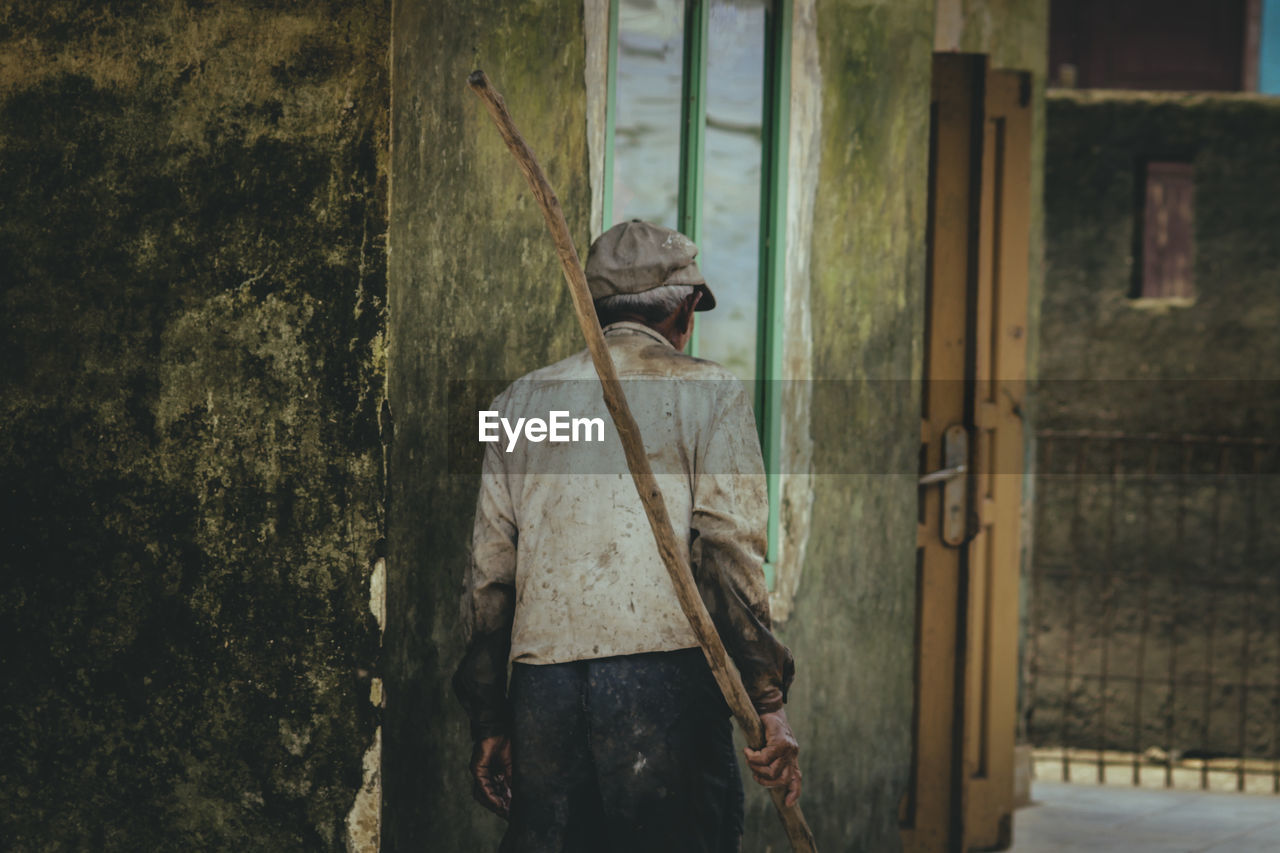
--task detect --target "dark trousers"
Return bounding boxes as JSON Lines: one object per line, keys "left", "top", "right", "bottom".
{"left": 501, "top": 649, "right": 744, "bottom": 853}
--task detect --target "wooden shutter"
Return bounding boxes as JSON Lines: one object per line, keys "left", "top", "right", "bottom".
{"left": 1140, "top": 162, "right": 1196, "bottom": 300}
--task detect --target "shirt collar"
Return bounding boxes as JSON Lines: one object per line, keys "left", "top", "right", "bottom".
{"left": 602, "top": 321, "right": 674, "bottom": 349}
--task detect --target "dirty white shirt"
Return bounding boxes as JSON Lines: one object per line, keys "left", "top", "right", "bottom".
{"left": 464, "top": 321, "right": 771, "bottom": 668}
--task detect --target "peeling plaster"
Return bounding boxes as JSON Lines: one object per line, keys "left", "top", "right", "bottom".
{"left": 345, "top": 554, "right": 387, "bottom": 847}
{"left": 345, "top": 726, "right": 382, "bottom": 853}
{"left": 369, "top": 556, "right": 387, "bottom": 634}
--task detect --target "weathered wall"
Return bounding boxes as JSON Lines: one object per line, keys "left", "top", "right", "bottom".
{"left": 737, "top": 1, "right": 934, "bottom": 850}
{"left": 1027, "top": 430, "right": 1280, "bottom": 763}
{"left": 1027, "top": 92, "right": 1280, "bottom": 761}
{"left": 1037, "top": 91, "right": 1280, "bottom": 432}
{"left": 0, "top": 2, "right": 388, "bottom": 849}
{"left": 383, "top": 0, "right": 589, "bottom": 849}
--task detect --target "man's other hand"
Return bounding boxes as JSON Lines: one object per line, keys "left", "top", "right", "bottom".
{"left": 743, "top": 709, "right": 802, "bottom": 806}
{"left": 470, "top": 735, "right": 513, "bottom": 819}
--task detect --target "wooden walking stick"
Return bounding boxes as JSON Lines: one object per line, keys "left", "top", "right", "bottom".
{"left": 467, "top": 70, "right": 817, "bottom": 852}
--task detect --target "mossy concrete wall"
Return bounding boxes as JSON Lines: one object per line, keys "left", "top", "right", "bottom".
{"left": 747, "top": 0, "right": 934, "bottom": 849}
{"left": 1027, "top": 91, "right": 1280, "bottom": 763}
{"left": 0, "top": 2, "right": 389, "bottom": 849}
{"left": 1039, "top": 91, "right": 1280, "bottom": 433}
{"left": 383, "top": 1, "right": 589, "bottom": 849}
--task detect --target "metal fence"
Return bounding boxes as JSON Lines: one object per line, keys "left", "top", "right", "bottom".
{"left": 1025, "top": 429, "right": 1280, "bottom": 793}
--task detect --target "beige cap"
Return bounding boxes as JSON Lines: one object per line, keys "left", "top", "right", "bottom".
{"left": 585, "top": 220, "right": 716, "bottom": 311}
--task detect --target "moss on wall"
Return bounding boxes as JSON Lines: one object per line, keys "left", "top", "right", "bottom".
{"left": 1039, "top": 91, "right": 1280, "bottom": 433}
{"left": 0, "top": 2, "right": 388, "bottom": 849}
{"left": 1030, "top": 92, "right": 1280, "bottom": 762}
{"left": 738, "top": 1, "right": 934, "bottom": 849}
{"left": 383, "top": 1, "right": 589, "bottom": 849}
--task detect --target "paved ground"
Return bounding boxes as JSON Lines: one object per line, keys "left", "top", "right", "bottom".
{"left": 1011, "top": 781, "right": 1280, "bottom": 852}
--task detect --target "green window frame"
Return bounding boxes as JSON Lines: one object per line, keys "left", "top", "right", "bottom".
{"left": 602, "top": 0, "right": 791, "bottom": 587}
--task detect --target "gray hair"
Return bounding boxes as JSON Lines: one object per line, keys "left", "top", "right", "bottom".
{"left": 594, "top": 284, "right": 696, "bottom": 324}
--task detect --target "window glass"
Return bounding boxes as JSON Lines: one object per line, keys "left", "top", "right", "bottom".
{"left": 694, "top": 0, "right": 765, "bottom": 381}
{"left": 612, "top": 0, "right": 686, "bottom": 227}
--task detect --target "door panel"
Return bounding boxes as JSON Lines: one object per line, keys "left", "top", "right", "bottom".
{"left": 901, "top": 55, "right": 1030, "bottom": 853}
{"left": 961, "top": 67, "right": 1030, "bottom": 853}
{"left": 900, "top": 52, "right": 979, "bottom": 853}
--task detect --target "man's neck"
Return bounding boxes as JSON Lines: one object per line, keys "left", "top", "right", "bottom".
{"left": 604, "top": 316, "right": 684, "bottom": 350}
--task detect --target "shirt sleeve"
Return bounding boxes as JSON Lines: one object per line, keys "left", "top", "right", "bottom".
{"left": 689, "top": 379, "right": 795, "bottom": 715}
{"left": 452, "top": 424, "right": 518, "bottom": 741}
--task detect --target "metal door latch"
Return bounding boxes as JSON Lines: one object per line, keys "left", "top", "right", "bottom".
{"left": 920, "top": 424, "right": 969, "bottom": 546}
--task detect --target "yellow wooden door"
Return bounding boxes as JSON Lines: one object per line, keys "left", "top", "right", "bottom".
{"left": 901, "top": 54, "right": 1030, "bottom": 853}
